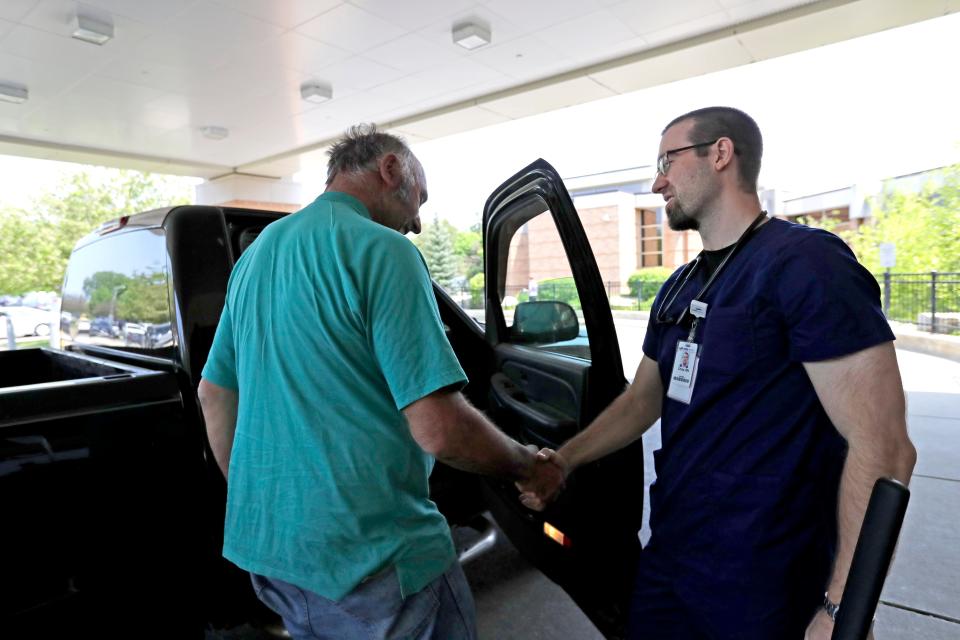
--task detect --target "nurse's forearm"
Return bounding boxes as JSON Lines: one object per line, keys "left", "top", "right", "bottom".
{"left": 557, "top": 356, "right": 662, "bottom": 473}
{"left": 826, "top": 438, "right": 916, "bottom": 605}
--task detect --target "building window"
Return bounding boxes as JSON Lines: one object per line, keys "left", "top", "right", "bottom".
{"left": 637, "top": 209, "right": 662, "bottom": 267}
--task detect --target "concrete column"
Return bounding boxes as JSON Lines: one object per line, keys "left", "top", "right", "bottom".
{"left": 195, "top": 173, "right": 305, "bottom": 213}
{"left": 616, "top": 191, "right": 637, "bottom": 294}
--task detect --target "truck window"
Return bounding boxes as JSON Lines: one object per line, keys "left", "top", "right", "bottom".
{"left": 60, "top": 229, "right": 176, "bottom": 359}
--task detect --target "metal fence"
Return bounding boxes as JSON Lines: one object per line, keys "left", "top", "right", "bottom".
{"left": 445, "top": 281, "right": 644, "bottom": 311}
{"left": 445, "top": 272, "right": 960, "bottom": 335}
{"left": 881, "top": 271, "right": 960, "bottom": 334}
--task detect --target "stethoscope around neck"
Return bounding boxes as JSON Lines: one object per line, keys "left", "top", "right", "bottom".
{"left": 654, "top": 210, "right": 768, "bottom": 327}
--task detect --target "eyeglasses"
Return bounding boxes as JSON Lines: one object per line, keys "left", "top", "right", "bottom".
{"left": 656, "top": 138, "right": 738, "bottom": 176}
{"left": 656, "top": 139, "right": 719, "bottom": 176}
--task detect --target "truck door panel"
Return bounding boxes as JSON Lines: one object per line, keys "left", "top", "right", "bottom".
{"left": 479, "top": 160, "right": 643, "bottom": 638}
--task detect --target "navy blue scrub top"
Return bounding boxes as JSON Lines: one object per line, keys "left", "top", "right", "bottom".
{"left": 641, "top": 218, "right": 895, "bottom": 594}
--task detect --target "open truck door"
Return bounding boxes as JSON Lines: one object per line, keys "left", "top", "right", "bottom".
{"left": 479, "top": 159, "right": 644, "bottom": 638}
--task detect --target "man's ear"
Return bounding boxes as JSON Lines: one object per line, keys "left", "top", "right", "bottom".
{"left": 714, "top": 137, "right": 736, "bottom": 172}
{"left": 378, "top": 153, "right": 403, "bottom": 190}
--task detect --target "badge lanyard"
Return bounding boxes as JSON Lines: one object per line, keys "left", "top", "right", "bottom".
{"left": 666, "top": 211, "right": 767, "bottom": 404}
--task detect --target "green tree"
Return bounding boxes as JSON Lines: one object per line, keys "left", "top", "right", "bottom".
{"left": 846, "top": 166, "right": 960, "bottom": 273}
{"left": 415, "top": 216, "right": 458, "bottom": 289}
{"left": 0, "top": 168, "right": 191, "bottom": 295}
{"left": 454, "top": 222, "right": 483, "bottom": 280}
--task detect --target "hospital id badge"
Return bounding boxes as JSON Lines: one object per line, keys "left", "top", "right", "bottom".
{"left": 667, "top": 340, "right": 700, "bottom": 404}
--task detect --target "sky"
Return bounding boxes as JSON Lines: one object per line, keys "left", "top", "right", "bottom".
{"left": 1, "top": 11, "right": 958, "bottom": 228}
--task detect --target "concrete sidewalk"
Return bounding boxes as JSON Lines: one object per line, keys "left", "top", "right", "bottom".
{"left": 873, "top": 349, "right": 960, "bottom": 638}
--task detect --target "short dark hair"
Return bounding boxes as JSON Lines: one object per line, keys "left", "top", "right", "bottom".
{"left": 326, "top": 124, "right": 412, "bottom": 185}
{"left": 662, "top": 107, "right": 763, "bottom": 192}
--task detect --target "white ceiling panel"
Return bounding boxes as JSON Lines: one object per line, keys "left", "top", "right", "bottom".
{"left": 480, "top": 0, "right": 600, "bottom": 35}
{"left": 724, "top": 0, "right": 812, "bottom": 23}
{"left": 295, "top": 4, "right": 405, "bottom": 53}
{"left": 364, "top": 34, "right": 462, "bottom": 71}
{"left": 82, "top": 0, "right": 196, "bottom": 26}
{"left": 392, "top": 105, "right": 509, "bottom": 139}
{"left": 536, "top": 9, "right": 641, "bottom": 61}
{"left": 58, "top": 76, "right": 166, "bottom": 118}
{"left": 21, "top": 104, "right": 169, "bottom": 147}
{"left": 0, "top": 0, "right": 41, "bottom": 23}
{"left": 0, "top": 51, "right": 88, "bottom": 102}
{"left": 163, "top": 1, "right": 285, "bottom": 45}
{"left": 0, "top": 23, "right": 112, "bottom": 69}
{"left": 242, "top": 31, "right": 351, "bottom": 76}
{"left": 307, "top": 55, "right": 408, "bottom": 91}
{"left": 640, "top": 10, "right": 734, "bottom": 48}
{"left": 0, "top": 0, "right": 949, "bottom": 177}
{"left": 0, "top": 18, "right": 18, "bottom": 42}
{"left": 609, "top": 0, "right": 725, "bottom": 36}
{"left": 132, "top": 2, "right": 285, "bottom": 70}
{"left": 22, "top": 0, "right": 154, "bottom": 47}
{"left": 132, "top": 33, "right": 243, "bottom": 71}
{"left": 589, "top": 37, "right": 754, "bottom": 93}
{"left": 96, "top": 56, "right": 217, "bottom": 94}
{"left": 349, "top": 0, "right": 478, "bottom": 32}
{"left": 209, "top": 0, "right": 344, "bottom": 30}
{"left": 414, "top": 6, "right": 527, "bottom": 53}
{"left": 362, "top": 58, "right": 505, "bottom": 112}
{"left": 482, "top": 76, "right": 618, "bottom": 120}
{"left": 0, "top": 113, "right": 22, "bottom": 131}
{"left": 466, "top": 35, "right": 571, "bottom": 80}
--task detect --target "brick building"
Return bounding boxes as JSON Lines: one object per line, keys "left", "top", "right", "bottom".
{"left": 503, "top": 165, "right": 926, "bottom": 295}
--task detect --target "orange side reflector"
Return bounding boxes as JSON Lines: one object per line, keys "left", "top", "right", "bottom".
{"left": 543, "top": 522, "right": 573, "bottom": 548}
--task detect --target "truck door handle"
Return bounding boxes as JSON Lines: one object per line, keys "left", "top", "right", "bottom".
{"left": 489, "top": 373, "right": 576, "bottom": 436}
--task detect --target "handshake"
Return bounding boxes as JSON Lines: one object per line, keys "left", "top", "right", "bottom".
{"left": 515, "top": 447, "right": 571, "bottom": 511}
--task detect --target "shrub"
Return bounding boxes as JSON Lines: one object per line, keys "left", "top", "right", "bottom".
{"left": 536, "top": 277, "right": 581, "bottom": 310}
{"left": 468, "top": 273, "right": 484, "bottom": 308}
{"left": 627, "top": 267, "right": 674, "bottom": 310}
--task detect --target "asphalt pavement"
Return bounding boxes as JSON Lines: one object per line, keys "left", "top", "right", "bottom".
{"left": 466, "top": 327, "right": 960, "bottom": 639}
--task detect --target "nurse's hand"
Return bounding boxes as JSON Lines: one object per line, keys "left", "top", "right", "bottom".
{"left": 516, "top": 448, "right": 568, "bottom": 511}
{"left": 804, "top": 608, "right": 875, "bottom": 640}
{"left": 803, "top": 609, "right": 832, "bottom": 640}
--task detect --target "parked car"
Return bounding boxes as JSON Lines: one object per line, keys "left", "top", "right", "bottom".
{"left": 88, "top": 316, "right": 120, "bottom": 338}
{"left": 0, "top": 305, "right": 53, "bottom": 337}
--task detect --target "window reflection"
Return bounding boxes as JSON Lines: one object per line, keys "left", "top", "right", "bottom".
{"left": 60, "top": 230, "right": 174, "bottom": 356}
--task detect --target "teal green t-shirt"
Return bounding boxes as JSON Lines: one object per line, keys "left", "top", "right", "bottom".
{"left": 201, "top": 192, "right": 467, "bottom": 600}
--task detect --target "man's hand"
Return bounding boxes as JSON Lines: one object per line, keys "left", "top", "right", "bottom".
{"left": 516, "top": 448, "right": 569, "bottom": 511}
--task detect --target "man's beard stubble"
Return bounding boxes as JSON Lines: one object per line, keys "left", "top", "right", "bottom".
{"left": 666, "top": 200, "right": 700, "bottom": 231}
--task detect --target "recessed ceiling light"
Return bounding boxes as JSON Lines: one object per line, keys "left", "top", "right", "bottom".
{"left": 72, "top": 8, "right": 114, "bottom": 45}
{"left": 452, "top": 22, "right": 491, "bottom": 50}
{"left": 0, "top": 82, "right": 28, "bottom": 104}
{"left": 200, "top": 126, "right": 229, "bottom": 140}
{"left": 300, "top": 81, "right": 333, "bottom": 104}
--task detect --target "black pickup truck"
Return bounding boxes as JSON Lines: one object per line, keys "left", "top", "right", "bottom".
{"left": 1, "top": 160, "right": 644, "bottom": 638}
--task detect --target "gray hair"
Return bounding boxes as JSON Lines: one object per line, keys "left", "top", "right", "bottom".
{"left": 326, "top": 124, "right": 414, "bottom": 186}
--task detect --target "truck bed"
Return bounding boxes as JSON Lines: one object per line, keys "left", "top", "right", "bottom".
{"left": 0, "top": 348, "right": 207, "bottom": 635}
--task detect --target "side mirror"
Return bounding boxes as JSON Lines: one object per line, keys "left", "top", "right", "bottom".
{"left": 511, "top": 301, "right": 579, "bottom": 344}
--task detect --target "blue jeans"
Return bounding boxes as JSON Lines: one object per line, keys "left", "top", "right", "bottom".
{"left": 250, "top": 563, "right": 477, "bottom": 640}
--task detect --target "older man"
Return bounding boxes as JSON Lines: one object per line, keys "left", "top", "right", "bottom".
{"left": 199, "top": 125, "right": 536, "bottom": 640}
{"left": 520, "top": 107, "right": 916, "bottom": 639}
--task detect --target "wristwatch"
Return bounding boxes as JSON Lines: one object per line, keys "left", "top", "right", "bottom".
{"left": 823, "top": 592, "right": 841, "bottom": 622}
